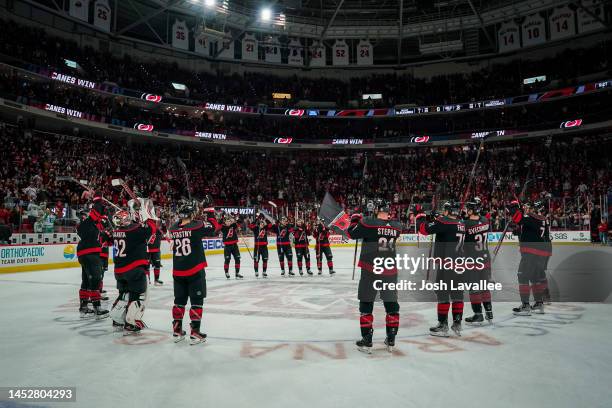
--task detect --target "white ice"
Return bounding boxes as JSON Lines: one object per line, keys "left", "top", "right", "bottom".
{"left": 0, "top": 246, "right": 611, "bottom": 408}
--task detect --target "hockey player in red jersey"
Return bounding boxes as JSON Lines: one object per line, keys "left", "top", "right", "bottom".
{"left": 509, "top": 200, "right": 552, "bottom": 315}
{"left": 462, "top": 198, "right": 493, "bottom": 325}
{"left": 169, "top": 201, "right": 221, "bottom": 344}
{"left": 76, "top": 203, "right": 109, "bottom": 319}
{"left": 221, "top": 216, "right": 243, "bottom": 279}
{"left": 293, "top": 219, "right": 312, "bottom": 276}
{"left": 109, "top": 205, "right": 157, "bottom": 334}
{"left": 249, "top": 216, "right": 272, "bottom": 278}
{"left": 312, "top": 218, "right": 335, "bottom": 275}
{"left": 273, "top": 217, "right": 294, "bottom": 276}
{"left": 146, "top": 219, "right": 164, "bottom": 286}
{"left": 417, "top": 201, "right": 466, "bottom": 337}
{"left": 346, "top": 199, "right": 402, "bottom": 353}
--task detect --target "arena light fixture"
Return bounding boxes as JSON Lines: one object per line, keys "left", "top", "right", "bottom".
{"left": 261, "top": 7, "right": 272, "bottom": 21}
{"left": 204, "top": 0, "right": 215, "bottom": 7}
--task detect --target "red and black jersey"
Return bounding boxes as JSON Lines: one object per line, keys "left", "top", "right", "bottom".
{"left": 512, "top": 211, "right": 552, "bottom": 257}
{"left": 461, "top": 216, "right": 491, "bottom": 269}
{"left": 293, "top": 226, "right": 310, "bottom": 248}
{"left": 112, "top": 219, "right": 157, "bottom": 274}
{"left": 147, "top": 229, "right": 163, "bottom": 253}
{"left": 99, "top": 230, "right": 112, "bottom": 259}
{"left": 249, "top": 222, "right": 272, "bottom": 246}
{"left": 76, "top": 215, "right": 103, "bottom": 257}
{"left": 418, "top": 215, "right": 465, "bottom": 260}
{"left": 273, "top": 223, "right": 293, "bottom": 246}
{"left": 347, "top": 216, "right": 402, "bottom": 274}
{"left": 169, "top": 218, "right": 220, "bottom": 276}
{"left": 221, "top": 223, "right": 240, "bottom": 246}
{"left": 312, "top": 224, "right": 331, "bottom": 247}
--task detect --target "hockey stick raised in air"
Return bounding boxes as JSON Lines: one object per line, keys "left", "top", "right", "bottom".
{"left": 460, "top": 135, "right": 487, "bottom": 209}
{"left": 492, "top": 164, "right": 533, "bottom": 263}
{"left": 352, "top": 153, "right": 369, "bottom": 281}
{"left": 176, "top": 157, "right": 192, "bottom": 199}
{"left": 57, "top": 176, "right": 122, "bottom": 211}
{"left": 111, "top": 178, "right": 139, "bottom": 200}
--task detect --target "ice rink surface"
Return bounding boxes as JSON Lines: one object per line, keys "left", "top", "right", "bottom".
{"left": 1, "top": 245, "right": 611, "bottom": 408}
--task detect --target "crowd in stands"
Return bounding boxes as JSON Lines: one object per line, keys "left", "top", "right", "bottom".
{"left": 0, "top": 18, "right": 610, "bottom": 108}
{"left": 0, "top": 120, "right": 610, "bottom": 236}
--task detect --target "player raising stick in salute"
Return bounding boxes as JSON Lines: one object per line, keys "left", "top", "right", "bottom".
{"left": 169, "top": 201, "right": 221, "bottom": 344}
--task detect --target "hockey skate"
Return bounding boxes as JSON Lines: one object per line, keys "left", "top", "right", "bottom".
{"left": 235, "top": 273, "right": 244, "bottom": 280}
{"left": 93, "top": 305, "right": 109, "bottom": 320}
{"left": 465, "top": 313, "right": 484, "bottom": 326}
{"left": 112, "top": 320, "right": 124, "bottom": 333}
{"left": 356, "top": 336, "right": 373, "bottom": 354}
{"left": 384, "top": 337, "right": 395, "bottom": 353}
{"left": 173, "top": 321, "right": 186, "bottom": 343}
{"left": 317, "top": 270, "right": 322, "bottom": 275}
{"left": 225, "top": 272, "right": 230, "bottom": 279}
{"left": 154, "top": 279, "right": 164, "bottom": 286}
{"left": 485, "top": 310, "right": 494, "bottom": 322}
{"left": 451, "top": 321, "right": 462, "bottom": 336}
{"left": 512, "top": 303, "right": 532, "bottom": 316}
{"left": 280, "top": 270, "right": 286, "bottom": 276}
{"left": 299, "top": 270, "right": 304, "bottom": 276}
{"left": 307, "top": 270, "right": 313, "bottom": 276}
{"left": 531, "top": 302, "right": 545, "bottom": 314}
{"left": 262, "top": 272, "right": 268, "bottom": 278}
{"left": 329, "top": 270, "right": 336, "bottom": 276}
{"left": 123, "top": 323, "right": 143, "bottom": 335}
{"left": 79, "top": 303, "right": 94, "bottom": 319}
{"left": 100, "top": 293, "right": 109, "bottom": 301}
{"left": 430, "top": 322, "right": 450, "bottom": 337}
{"left": 190, "top": 330, "right": 207, "bottom": 345}
{"left": 255, "top": 272, "right": 259, "bottom": 278}
{"left": 288, "top": 271, "right": 295, "bottom": 277}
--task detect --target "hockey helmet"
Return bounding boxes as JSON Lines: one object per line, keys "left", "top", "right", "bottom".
{"left": 177, "top": 200, "right": 196, "bottom": 219}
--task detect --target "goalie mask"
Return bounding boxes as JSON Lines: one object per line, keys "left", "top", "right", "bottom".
{"left": 112, "top": 210, "right": 131, "bottom": 227}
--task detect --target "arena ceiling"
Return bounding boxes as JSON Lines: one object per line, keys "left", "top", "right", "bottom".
{"left": 25, "top": 0, "right": 592, "bottom": 64}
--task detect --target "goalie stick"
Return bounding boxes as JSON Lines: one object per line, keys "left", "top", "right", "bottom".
{"left": 56, "top": 176, "right": 121, "bottom": 211}
{"left": 176, "top": 157, "right": 191, "bottom": 199}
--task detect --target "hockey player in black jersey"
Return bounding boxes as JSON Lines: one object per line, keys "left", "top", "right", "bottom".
{"left": 273, "top": 217, "right": 294, "bottom": 276}
{"left": 146, "top": 219, "right": 164, "bottom": 286}
{"left": 462, "top": 198, "right": 493, "bottom": 325}
{"left": 109, "top": 207, "right": 157, "bottom": 334}
{"left": 312, "top": 219, "right": 335, "bottom": 275}
{"left": 221, "top": 216, "right": 243, "bottom": 279}
{"left": 76, "top": 205, "right": 109, "bottom": 319}
{"left": 509, "top": 200, "right": 552, "bottom": 315}
{"left": 249, "top": 216, "right": 272, "bottom": 278}
{"left": 417, "top": 201, "right": 466, "bottom": 337}
{"left": 169, "top": 201, "right": 221, "bottom": 345}
{"left": 293, "top": 219, "right": 312, "bottom": 276}
{"left": 346, "top": 199, "right": 402, "bottom": 353}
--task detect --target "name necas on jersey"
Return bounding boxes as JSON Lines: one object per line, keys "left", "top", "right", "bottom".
{"left": 112, "top": 220, "right": 156, "bottom": 274}
{"left": 347, "top": 217, "right": 402, "bottom": 274}
{"left": 169, "top": 218, "right": 220, "bottom": 276}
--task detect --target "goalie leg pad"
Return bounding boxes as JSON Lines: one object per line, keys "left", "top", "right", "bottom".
{"left": 126, "top": 293, "right": 146, "bottom": 327}
{"left": 110, "top": 292, "right": 128, "bottom": 324}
